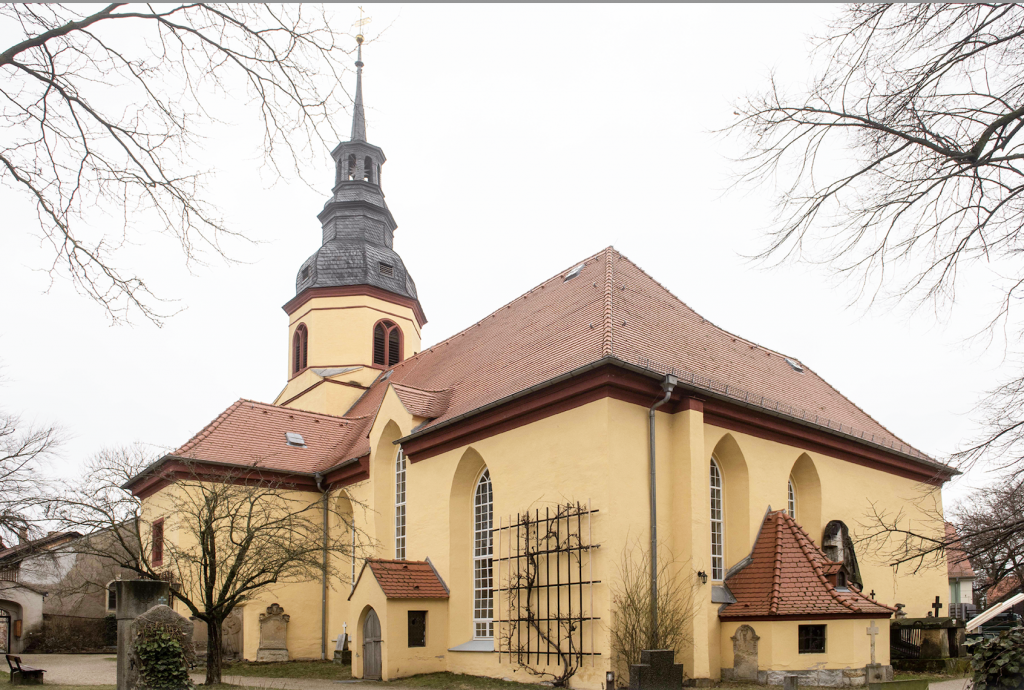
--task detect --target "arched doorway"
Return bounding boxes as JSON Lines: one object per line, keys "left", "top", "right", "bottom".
{"left": 362, "top": 608, "right": 382, "bottom": 680}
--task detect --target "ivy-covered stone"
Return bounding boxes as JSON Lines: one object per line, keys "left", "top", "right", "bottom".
{"left": 969, "top": 625, "right": 1024, "bottom": 690}
{"left": 129, "top": 605, "right": 195, "bottom": 690}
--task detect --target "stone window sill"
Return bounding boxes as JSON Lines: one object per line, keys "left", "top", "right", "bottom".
{"left": 449, "top": 639, "right": 494, "bottom": 653}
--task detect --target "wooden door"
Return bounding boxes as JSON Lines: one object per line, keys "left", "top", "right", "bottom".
{"left": 362, "top": 608, "right": 382, "bottom": 680}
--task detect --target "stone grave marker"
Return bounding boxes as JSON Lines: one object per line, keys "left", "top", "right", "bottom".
{"left": 127, "top": 605, "right": 194, "bottom": 690}
{"left": 731, "top": 624, "right": 760, "bottom": 681}
{"left": 115, "top": 580, "right": 170, "bottom": 690}
{"left": 256, "top": 603, "right": 290, "bottom": 661}
{"left": 629, "top": 649, "right": 684, "bottom": 690}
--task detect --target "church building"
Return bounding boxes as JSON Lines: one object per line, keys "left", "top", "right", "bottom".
{"left": 125, "top": 41, "right": 954, "bottom": 688}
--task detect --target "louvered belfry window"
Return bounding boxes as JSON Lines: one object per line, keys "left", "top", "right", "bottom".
{"left": 372, "top": 320, "right": 403, "bottom": 367}
{"left": 293, "top": 324, "right": 308, "bottom": 374}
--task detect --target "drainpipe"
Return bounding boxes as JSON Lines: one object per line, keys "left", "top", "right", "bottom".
{"left": 315, "top": 472, "right": 329, "bottom": 661}
{"left": 648, "top": 374, "right": 678, "bottom": 648}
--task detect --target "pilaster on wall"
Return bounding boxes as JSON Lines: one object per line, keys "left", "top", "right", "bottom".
{"left": 669, "top": 400, "right": 711, "bottom": 680}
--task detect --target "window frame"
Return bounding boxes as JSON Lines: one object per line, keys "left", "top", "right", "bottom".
{"left": 372, "top": 319, "right": 403, "bottom": 368}
{"left": 106, "top": 580, "right": 117, "bottom": 613}
{"left": 472, "top": 468, "right": 493, "bottom": 640}
{"left": 787, "top": 477, "right": 796, "bottom": 519}
{"left": 710, "top": 457, "right": 724, "bottom": 581}
{"left": 408, "top": 610, "right": 427, "bottom": 647}
{"left": 395, "top": 447, "right": 407, "bottom": 560}
{"left": 292, "top": 323, "right": 309, "bottom": 375}
{"left": 151, "top": 518, "right": 164, "bottom": 567}
{"left": 798, "top": 624, "right": 827, "bottom": 654}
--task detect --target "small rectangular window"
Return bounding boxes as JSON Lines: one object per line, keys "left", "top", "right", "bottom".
{"left": 108, "top": 584, "right": 117, "bottom": 611}
{"left": 152, "top": 518, "right": 164, "bottom": 567}
{"left": 798, "top": 624, "right": 826, "bottom": 654}
{"left": 408, "top": 610, "right": 426, "bottom": 647}
{"left": 379, "top": 262, "right": 394, "bottom": 277}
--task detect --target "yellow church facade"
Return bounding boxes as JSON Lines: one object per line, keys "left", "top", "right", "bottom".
{"left": 126, "top": 44, "right": 952, "bottom": 688}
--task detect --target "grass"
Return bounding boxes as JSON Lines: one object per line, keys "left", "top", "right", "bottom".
{"left": 216, "top": 659, "right": 352, "bottom": 679}
{"left": 379, "top": 672, "right": 544, "bottom": 688}
{"left": 894, "top": 670, "right": 971, "bottom": 683}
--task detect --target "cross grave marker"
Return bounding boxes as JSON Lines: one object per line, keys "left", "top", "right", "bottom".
{"left": 866, "top": 621, "right": 879, "bottom": 665}
{"left": 932, "top": 596, "right": 943, "bottom": 617}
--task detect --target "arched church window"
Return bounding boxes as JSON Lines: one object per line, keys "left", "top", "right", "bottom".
{"left": 293, "top": 324, "right": 309, "bottom": 374}
{"left": 822, "top": 520, "right": 863, "bottom": 589}
{"left": 473, "top": 469, "right": 493, "bottom": 639}
{"left": 788, "top": 477, "right": 796, "bottom": 519}
{"left": 346, "top": 154, "right": 356, "bottom": 181}
{"left": 372, "top": 320, "right": 403, "bottom": 367}
{"left": 395, "top": 448, "right": 407, "bottom": 559}
{"left": 710, "top": 457, "right": 724, "bottom": 581}
{"left": 364, "top": 156, "right": 374, "bottom": 183}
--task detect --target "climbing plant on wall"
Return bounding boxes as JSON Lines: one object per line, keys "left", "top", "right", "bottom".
{"left": 969, "top": 626, "right": 1024, "bottom": 690}
{"left": 134, "top": 622, "right": 195, "bottom": 690}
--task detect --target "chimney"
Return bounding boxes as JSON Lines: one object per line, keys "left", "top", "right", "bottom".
{"left": 18, "top": 527, "right": 28, "bottom": 544}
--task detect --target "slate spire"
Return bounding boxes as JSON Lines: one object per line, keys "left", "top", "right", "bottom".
{"left": 350, "top": 36, "right": 366, "bottom": 142}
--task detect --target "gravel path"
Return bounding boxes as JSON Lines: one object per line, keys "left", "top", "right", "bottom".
{"left": 16, "top": 654, "right": 118, "bottom": 685}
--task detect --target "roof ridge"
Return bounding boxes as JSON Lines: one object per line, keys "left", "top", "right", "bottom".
{"left": 613, "top": 251, "right": 922, "bottom": 456}
{"left": 603, "top": 247, "right": 614, "bottom": 357}
{"left": 770, "top": 513, "right": 783, "bottom": 615}
{"left": 239, "top": 398, "right": 369, "bottom": 424}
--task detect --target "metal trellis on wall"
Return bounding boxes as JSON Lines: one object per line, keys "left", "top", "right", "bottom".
{"left": 494, "top": 500, "right": 601, "bottom": 671}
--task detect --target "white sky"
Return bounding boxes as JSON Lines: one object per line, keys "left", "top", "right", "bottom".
{"left": 0, "top": 4, "right": 1008, "bottom": 509}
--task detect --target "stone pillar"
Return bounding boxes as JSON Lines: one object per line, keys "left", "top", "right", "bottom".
{"left": 115, "top": 580, "right": 170, "bottom": 690}
{"left": 629, "top": 649, "right": 685, "bottom": 690}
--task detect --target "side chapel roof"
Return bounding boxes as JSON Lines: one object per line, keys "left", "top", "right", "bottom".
{"left": 135, "top": 248, "right": 951, "bottom": 484}
{"left": 720, "top": 510, "right": 894, "bottom": 619}
{"left": 350, "top": 559, "right": 449, "bottom": 599}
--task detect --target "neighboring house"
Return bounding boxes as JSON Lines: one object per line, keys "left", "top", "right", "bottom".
{"left": 945, "top": 523, "right": 976, "bottom": 619}
{"left": 986, "top": 576, "right": 1024, "bottom": 618}
{"left": 0, "top": 530, "right": 80, "bottom": 653}
{"left": 0, "top": 528, "right": 135, "bottom": 653}
{"left": 121, "top": 44, "right": 958, "bottom": 687}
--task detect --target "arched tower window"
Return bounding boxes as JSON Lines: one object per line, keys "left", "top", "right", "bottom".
{"left": 473, "top": 469, "right": 493, "bottom": 639}
{"left": 710, "top": 457, "right": 724, "bottom": 581}
{"left": 395, "top": 448, "right": 406, "bottom": 560}
{"left": 788, "top": 477, "right": 796, "bottom": 519}
{"left": 293, "top": 324, "right": 309, "bottom": 374}
{"left": 364, "top": 156, "right": 374, "bottom": 183}
{"left": 346, "top": 153, "right": 356, "bottom": 181}
{"left": 372, "top": 320, "right": 403, "bottom": 367}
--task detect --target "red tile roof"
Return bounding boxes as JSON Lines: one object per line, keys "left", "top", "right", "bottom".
{"left": 171, "top": 399, "right": 373, "bottom": 474}
{"left": 359, "top": 559, "right": 449, "bottom": 599}
{"left": 720, "top": 510, "right": 894, "bottom": 619}
{"left": 987, "top": 576, "right": 1021, "bottom": 604}
{"left": 945, "top": 523, "right": 976, "bottom": 579}
{"left": 149, "top": 247, "right": 945, "bottom": 480}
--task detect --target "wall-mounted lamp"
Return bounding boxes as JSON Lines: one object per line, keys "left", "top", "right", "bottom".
{"left": 606, "top": 671, "right": 615, "bottom": 689}
{"left": 697, "top": 570, "right": 708, "bottom": 585}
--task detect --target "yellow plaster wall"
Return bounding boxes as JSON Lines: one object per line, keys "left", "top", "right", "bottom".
{"left": 287, "top": 294, "right": 421, "bottom": 377}
{"left": 720, "top": 619, "right": 891, "bottom": 671}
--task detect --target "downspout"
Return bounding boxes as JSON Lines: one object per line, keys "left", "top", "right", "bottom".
{"left": 648, "top": 374, "right": 678, "bottom": 647}
{"left": 315, "top": 472, "right": 329, "bottom": 661}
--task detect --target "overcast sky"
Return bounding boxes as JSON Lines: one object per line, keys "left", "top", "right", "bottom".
{"left": 0, "top": 4, "right": 1007, "bottom": 509}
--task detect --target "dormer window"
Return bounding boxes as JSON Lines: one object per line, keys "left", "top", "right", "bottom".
{"left": 293, "top": 324, "right": 309, "bottom": 374}
{"left": 373, "top": 320, "right": 402, "bottom": 367}
{"left": 379, "top": 262, "right": 394, "bottom": 277}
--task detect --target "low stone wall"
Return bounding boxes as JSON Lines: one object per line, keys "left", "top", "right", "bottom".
{"left": 746, "top": 666, "right": 893, "bottom": 687}
{"left": 22, "top": 613, "right": 116, "bottom": 652}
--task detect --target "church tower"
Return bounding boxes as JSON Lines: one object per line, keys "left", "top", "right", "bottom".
{"left": 276, "top": 36, "right": 426, "bottom": 413}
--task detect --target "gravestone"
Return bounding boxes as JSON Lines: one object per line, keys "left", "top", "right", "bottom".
{"left": 731, "top": 624, "right": 760, "bottom": 681}
{"left": 256, "top": 603, "right": 290, "bottom": 661}
{"left": 127, "top": 605, "right": 194, "bottom": 690}
{"left": 629, "top": 649, "right": 684, "bottom": 690}
{"left": 115, "top": 580, "right": 170, "bottom": 690}
{"left": 334, "top": 632, "right": 351, "bottom": 664}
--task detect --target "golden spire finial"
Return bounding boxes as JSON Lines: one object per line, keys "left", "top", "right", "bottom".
{"left": 353, "top": 7, "right": 371, "bottom": 45}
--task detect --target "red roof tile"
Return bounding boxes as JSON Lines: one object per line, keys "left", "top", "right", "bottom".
{"left": 172, "top": 399, "right": 372, "bottom": 474}
{"left": 720, "top": 510, "right": 894, "bottom": 619}
{"left": 155, "top": 247, "right": 946, "bottom": 479}
{"left": 362, "top": 559, "right": 449, "bottom": 599}
{"left": 945, "top": 523, "right": 976, "bottom": 579}
{"left": 987, "top": 576, "right": 1021, "bottom": 603}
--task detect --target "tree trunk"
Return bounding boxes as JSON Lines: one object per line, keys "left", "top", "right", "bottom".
{"left": 205, "top": 618, "right": 223, "bottom": 685}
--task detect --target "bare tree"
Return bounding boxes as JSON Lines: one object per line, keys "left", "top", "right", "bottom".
{"left": 45, "top": 445, "right": 369, "bottom": 684}
{"left": 1, "top": 4, "right": 359, "bottom": 324}
{"left": 731, "top": 4, "right": 1024, "bottom": 475}
{"left": 608, "top": 542, "right": 699, "bottom": 687}
{"left": 0, "top": 411, "right": 61, "bottom": 548}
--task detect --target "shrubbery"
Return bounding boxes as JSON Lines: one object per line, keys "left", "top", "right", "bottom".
{"left": 970, "top": 626, "right": 1024, "bottom": 690}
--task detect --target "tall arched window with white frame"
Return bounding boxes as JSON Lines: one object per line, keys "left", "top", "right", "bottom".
{"left": 395, "top": 448, "right": 406, "bottom": 560}
{"left": 473, "top": 469, "right": 493, "bottom": 639}
{"left": 710, "top": 458, "right": 724, "bottom": 581}
{"left": 787, "top": 477, "right": 796, "bottom": 519}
